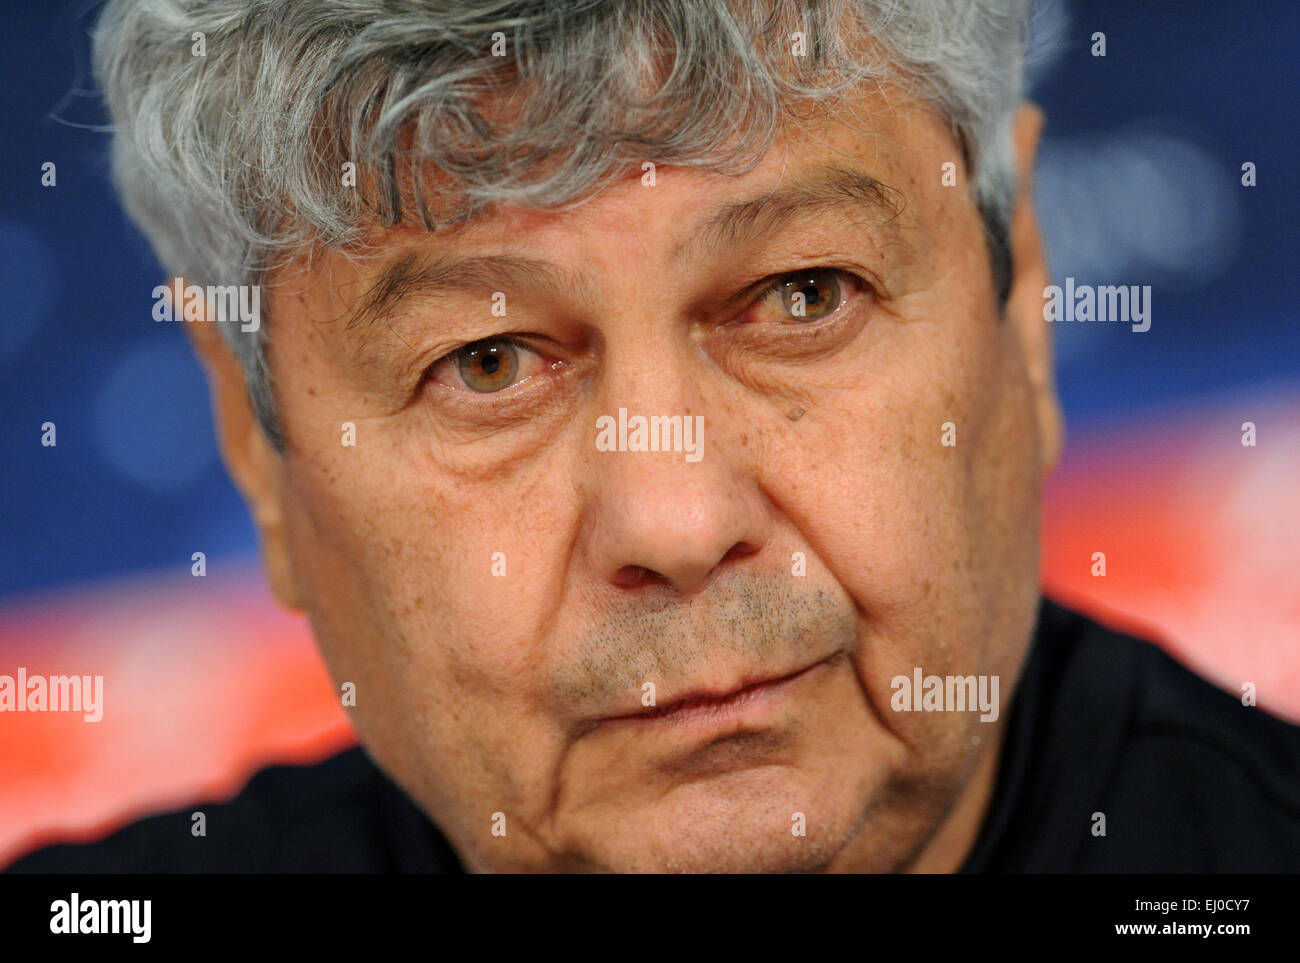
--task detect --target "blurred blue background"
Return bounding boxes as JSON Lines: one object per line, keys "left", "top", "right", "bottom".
{"left": 1, "top": 0, "right": 1298, "bottom": 601}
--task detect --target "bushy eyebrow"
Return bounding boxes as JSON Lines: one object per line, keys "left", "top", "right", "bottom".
{"left": 347, "top": 252, "right": 588, "bottom": 333}
{"left": 675, "top": 165, "right": 908, "bottom": 263}
{"left": 347, "top": 164, "right": 906, "bottom": 333}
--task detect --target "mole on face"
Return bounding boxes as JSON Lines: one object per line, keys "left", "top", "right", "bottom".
{"left": 787, "top": 407, "right": 805, "bottom": 421}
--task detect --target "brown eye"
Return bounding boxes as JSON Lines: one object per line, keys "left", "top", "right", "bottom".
{"left": 776, "top": 269, "right": 843, "bottom": 322}
{"left": 455, "top": 338, "right": 521, "bottom": 392}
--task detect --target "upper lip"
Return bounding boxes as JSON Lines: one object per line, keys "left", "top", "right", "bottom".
{"left": 599, "top": 660, "right": 824, "bottom": 722}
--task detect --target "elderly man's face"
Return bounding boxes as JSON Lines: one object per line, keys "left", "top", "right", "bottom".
{"left": 198, "top": 82, "right": 1061, "bottom": 872}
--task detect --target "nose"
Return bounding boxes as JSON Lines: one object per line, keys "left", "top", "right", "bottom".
{"left": 580, "top": 403, "right": 771, "bottom": 596}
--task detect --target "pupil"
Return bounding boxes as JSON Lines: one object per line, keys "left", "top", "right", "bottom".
{"left": 481, "top": 354, "right": 500, "bottom": 375}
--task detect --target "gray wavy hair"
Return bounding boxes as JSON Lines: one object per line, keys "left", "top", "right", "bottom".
{"left": 93, "top": 0, "right": 1031, "bottom": 450}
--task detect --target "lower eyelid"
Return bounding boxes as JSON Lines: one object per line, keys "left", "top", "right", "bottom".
{"left": 423, "top": 358, "right": 582, "bottom": 427}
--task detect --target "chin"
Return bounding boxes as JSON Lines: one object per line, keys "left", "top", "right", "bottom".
{"left": 556, "top": 763, "right": 873, "bottom": 873}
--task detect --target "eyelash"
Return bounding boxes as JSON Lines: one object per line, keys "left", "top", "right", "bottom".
{"left": 422, "top": 266, "right": 870, "bottom": 398}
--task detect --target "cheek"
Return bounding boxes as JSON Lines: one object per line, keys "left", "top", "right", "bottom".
{"left": 283, "top": 439, "right": 556, "bottom": 684}
{"left": 767, "top": 328, "right": 989, "bottom": 626}
{"left": 276, "top": 435, "right": 583, "bottom": 812}
{"left": 962, "top": 327, "right": 1046, "bottom": 683}
{"left": 760, "top": 304, "right": 1040, "bottom": 741}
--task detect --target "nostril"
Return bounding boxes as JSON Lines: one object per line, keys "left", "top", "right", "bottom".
{"left": 613, "top": 565, "right": 664, "bottom": 589}
{"left": 721, "top": 541, "right": 762, "bottom": 565}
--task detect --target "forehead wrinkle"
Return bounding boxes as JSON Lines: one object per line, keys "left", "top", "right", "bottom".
{"left": 674, "top": 164, "right": 908, "bottom": 264}
{"left": 345, "top": 249, "right": 591, "bottom": 338}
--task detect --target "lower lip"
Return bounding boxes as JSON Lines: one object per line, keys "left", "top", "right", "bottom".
{"left": 600, "top": 661, "right": 826, "bottom": 736}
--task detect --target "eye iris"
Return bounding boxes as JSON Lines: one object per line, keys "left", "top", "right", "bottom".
{"left": 457, "top": 339, "right": 520, "bottom": 392}
{"left": 781, "top": 270, "right": 841, "bottom": 321}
